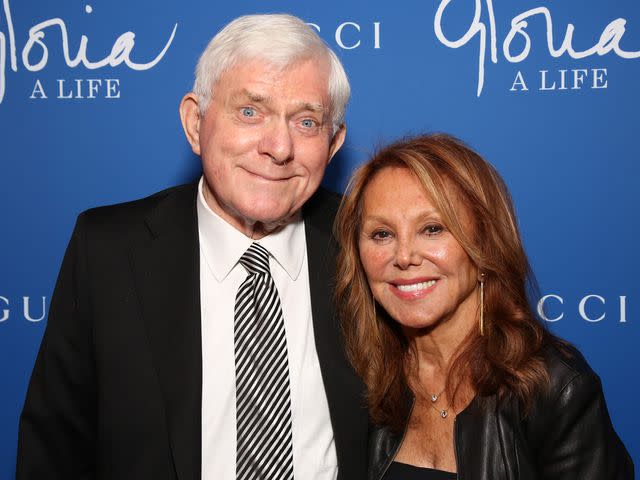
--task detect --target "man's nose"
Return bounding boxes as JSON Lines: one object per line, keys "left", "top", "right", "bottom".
{"left": 259, "top": 118, "right": 294, "bottom": 165}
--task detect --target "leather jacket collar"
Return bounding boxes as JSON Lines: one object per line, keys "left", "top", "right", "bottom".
{"left": 368, "top": 345, "right": 634, "bottom": 480}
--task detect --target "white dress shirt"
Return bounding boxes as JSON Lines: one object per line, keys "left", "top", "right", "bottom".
{"left": 197, "top": 179, "right": 338, "bottom": 480}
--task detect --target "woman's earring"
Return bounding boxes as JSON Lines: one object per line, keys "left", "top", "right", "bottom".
{"left": 479, "top": 273, "right": 485, "bottom": 336}
{"left": 370, "top": 293, "right": 377, "bottom": 320}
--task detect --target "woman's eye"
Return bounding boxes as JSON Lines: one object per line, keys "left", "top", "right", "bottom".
{"left": 371, "top": 230, "right": 392, "bottom": 241}
{"left": 241, "top": 107, "right": 256, "bottom": 117}
{"left": 424, "top": 224, "right": 443, "bottom": 236}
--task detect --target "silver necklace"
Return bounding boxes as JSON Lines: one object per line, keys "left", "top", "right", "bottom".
{"left": 429, "top": 388, "right": 445, "bottom": 402}
{"left": 428, "top": 388, "right": 450, "bottom": 419}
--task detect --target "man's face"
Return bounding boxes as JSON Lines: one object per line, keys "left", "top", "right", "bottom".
{"left": 182, "top": 57, "right": 345, "bottom": 237}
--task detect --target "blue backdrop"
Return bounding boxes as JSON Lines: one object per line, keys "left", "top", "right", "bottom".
{"left": 1, "top": 0, "right": 638, "bottom": 476}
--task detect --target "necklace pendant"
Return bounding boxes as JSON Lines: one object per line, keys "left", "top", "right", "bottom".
{"left": 431, "top": 394, "right": 438, "bottom": 402}
{"left": 440, "top": 409, "right": 448, "bottom": 418}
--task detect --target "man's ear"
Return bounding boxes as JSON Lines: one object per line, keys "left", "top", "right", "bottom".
{"left": 328, "top": 124, "right": 347, "bottom": 163}
{"left": 179, "top": 93, "right": 202, "bottom": 155}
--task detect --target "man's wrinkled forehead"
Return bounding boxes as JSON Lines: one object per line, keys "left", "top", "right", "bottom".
{"left": 214, "top": 57, "right": 331, "bottom": 112}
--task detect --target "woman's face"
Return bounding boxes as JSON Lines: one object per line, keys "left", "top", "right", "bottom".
{"left": 358, "top": 166, "right": 479, "bottom": 331}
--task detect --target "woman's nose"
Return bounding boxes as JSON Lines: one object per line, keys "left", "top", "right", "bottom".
{"left": 394, "top": 236, "right": 422, "bottom": 269}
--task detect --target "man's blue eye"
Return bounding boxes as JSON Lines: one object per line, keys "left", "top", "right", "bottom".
{"left": 241, "top": 107, "right": 256, "bottom": 117}
{"left": 301, "top": 119, "right": 316, "bottom": 128}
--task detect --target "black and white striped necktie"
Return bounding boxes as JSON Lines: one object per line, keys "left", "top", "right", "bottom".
{"left": 234, "top": 242, "right": 294, "bottom": 480}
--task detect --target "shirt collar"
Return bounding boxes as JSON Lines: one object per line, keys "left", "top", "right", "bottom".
{"left": 196, "top": 177, "right": 306, "bottom": 282}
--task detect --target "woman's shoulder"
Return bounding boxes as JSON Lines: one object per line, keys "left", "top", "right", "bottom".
{"left": 522, "top": 344, "right": 634, "bottom": 478}
{"left": 522, "top": 340, "right": 606, "bottom": 440}
{"left": 539, "top": 341, "right": 602, "bottom": 402}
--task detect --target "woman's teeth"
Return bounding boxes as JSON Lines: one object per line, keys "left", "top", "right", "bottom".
{"left": 396, "top": 280, "right": 436, "bottom": 292}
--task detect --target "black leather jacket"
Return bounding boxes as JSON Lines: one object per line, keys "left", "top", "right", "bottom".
{"left": 369, "top": 345, "right": 634, "bottom": 480}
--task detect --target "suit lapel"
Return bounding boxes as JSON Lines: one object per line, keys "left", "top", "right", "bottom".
{"left": 130, "top": 185, "right": 202, "bottom": 480}
{"left": 304, "top": 189, "right": 368, "bottom": 480}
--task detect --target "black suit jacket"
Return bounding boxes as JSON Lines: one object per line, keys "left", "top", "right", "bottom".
{"left": 17, "top": 183, "right": 368, "bottom": 480}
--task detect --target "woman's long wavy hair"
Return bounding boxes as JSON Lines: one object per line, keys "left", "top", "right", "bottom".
{"left": 335, "top": 134, "right": 556, "bottom": 432}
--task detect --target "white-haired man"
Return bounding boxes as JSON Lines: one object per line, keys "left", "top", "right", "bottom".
{"left": 17, "top": 14, "right": 367, "bottom": 480}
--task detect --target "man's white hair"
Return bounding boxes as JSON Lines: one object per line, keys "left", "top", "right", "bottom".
{"left": 193, "top": 13, "right": 350, "bottom": 132}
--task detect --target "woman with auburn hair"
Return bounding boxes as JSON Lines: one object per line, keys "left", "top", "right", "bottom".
{"left": 335, "top": 134, "right": 632, "bottom": 479}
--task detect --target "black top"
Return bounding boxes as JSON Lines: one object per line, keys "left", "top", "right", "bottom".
{"left": 385, "top": 461, "right": 457, "bottom": 479}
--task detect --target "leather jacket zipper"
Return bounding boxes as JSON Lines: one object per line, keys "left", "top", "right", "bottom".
{"left": 376, "top": 398, "right": 416, "bottom": 480}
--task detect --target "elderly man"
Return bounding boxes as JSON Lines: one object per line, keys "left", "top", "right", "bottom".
{"left": 17, "top": 14, "right": 367, "bottom": 480}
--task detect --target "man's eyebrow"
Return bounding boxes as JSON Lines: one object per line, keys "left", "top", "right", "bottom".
{"left": 230, "top": 89, "right": 271, "bottom": 104}
{"left": 230, "top": 90, "right": 327, "bottom": 115}
{"left": 296, "top": 102, "right": 326, "bottom": 114}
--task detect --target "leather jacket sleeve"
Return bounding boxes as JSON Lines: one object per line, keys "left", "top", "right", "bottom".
{"left": 524, "top": 360, "right": 634, "bottom": 479}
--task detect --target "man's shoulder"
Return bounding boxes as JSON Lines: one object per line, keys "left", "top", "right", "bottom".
{"left": 77, "top": 183, "right": 197, "bottom": 238}
{"left": 303, "top": 186, "right": 342, "bottom": 225}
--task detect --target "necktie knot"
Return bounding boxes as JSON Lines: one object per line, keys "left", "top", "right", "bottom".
{"left": 239, "top": 242, "right": 270, "bottom": 275}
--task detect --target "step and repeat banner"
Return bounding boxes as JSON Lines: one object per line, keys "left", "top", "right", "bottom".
{"left": 1, "top": 0, "right": 638, "bottom": 475}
